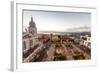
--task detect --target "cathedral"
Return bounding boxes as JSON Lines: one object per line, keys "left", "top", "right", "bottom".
{"left": 28, "top": 17, "right": 37, "bottom": 35}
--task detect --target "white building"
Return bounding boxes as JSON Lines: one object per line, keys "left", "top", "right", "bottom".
{"left": 80, "top": 35, "right": 91, "bottom": 49}
{"left": 23, "top": 34, "right": 39, "bottom": 53}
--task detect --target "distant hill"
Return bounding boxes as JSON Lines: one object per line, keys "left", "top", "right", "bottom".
{"left": 67, "top": 26, "right": 91, "bottom": 32}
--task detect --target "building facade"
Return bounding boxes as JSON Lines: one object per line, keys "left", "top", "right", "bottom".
{"left": 80, "top": 35, "right": 91, "bottom": 49}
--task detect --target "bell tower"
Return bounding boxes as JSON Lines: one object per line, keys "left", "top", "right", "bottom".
{"left": 28, "top": 17, "right": 37, "bottom": 35}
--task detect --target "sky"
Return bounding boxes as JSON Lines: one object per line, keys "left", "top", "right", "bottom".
{"left": 23, "top": 10, "right": 91, "bottom": 32}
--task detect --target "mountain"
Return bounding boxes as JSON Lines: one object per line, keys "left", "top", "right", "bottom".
{"left": 67, "top": 26, "right": 91, "bottom": 32}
